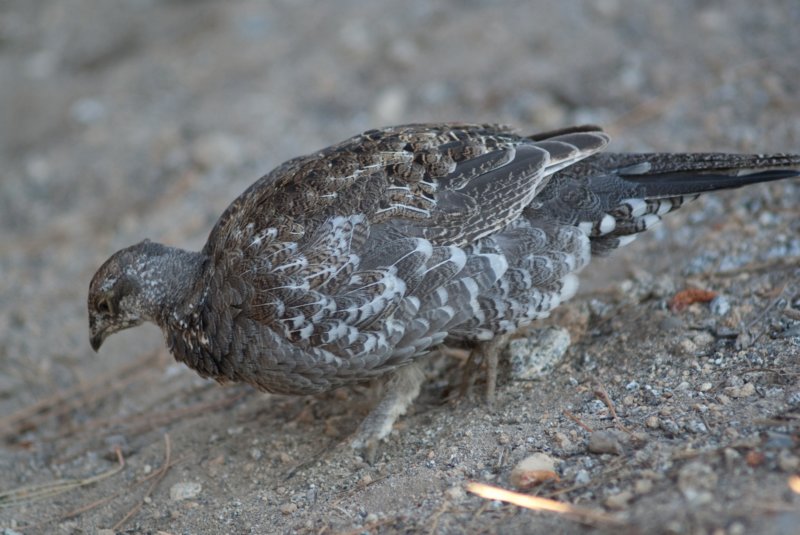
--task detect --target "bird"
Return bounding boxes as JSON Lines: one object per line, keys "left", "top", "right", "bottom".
{"left": 88, "top": 123, "right": 800, "bottom": 455}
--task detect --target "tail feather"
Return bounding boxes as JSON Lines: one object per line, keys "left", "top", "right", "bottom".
{"left": 525, "top": 151, "right": 800, "bottom": 256}
{"left": 611, "top": 152, "right": 800, "bottom": 197}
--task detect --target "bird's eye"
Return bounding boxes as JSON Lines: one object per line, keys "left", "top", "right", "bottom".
{"left": 97, "top": 299, "right": 111, "bottom": 314}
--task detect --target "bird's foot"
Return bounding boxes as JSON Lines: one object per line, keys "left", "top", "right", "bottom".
{"left": 349, "top": 362, "right": 425, "bottom": 464}
{"left": 459, "top": 334, "right": 511, "bottom": 406}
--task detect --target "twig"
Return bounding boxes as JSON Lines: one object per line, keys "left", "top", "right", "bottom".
{"left": 330, "top": 474, "right": 391, "bottom": 506}
{"left": 52, "top": 455, "right": 185, "bottom": 525}
{"left": 738, "top": 282, "right": 789, "bottom": 349}
{"left": 427, "top": 499, "right": 451, "bottom": 535}
{"left": 466, "top": 482, "right": 622, "bottom": 526}
{"left": 789, "top": 475, "right": 800, "bottom": 494}
{"left": 546, "top": 458, "right": 627, "bottom": 498}
{"left": 592, "top": 382, "right": 618, "bottom": 420}
{"left": 111, "top": 433, "right": 173, "bottom": 531}
{"left": 563, "top": 410, "right": 593, "bottom": 433}
{"left": 26, "top": 454, "right": 185, "bottom": 532}
{"left": 0, "top": 447, "right": 125, "bottom": 507}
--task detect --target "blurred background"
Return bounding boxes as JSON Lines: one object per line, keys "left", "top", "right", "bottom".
{"left": 1, "top": 0, "right": 799, "bottom": 532}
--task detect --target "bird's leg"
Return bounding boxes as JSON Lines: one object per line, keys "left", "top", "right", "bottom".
{"left": 350, "top": 361, "right": 425, "bottom": 463}
{"left": 461, "top": 334, "right": 511, "bottom": 406}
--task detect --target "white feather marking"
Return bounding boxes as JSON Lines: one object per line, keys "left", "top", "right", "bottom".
{"left": 284, "top": 314, "right": 305, "bottom": 329}
{"left": 393, "top": 239, "right": 433, "bottom": 267}
{"left": 461, "top": 276, "right": 480, "bottom": 300}
{"left": 389, "top": 204, "right": 430, "bottom": 216}
{"left": 473, "top": 328, "right": 494, "bottom": 341}
{"left": 599, "top": 214, "right": 616, "bottom": 234}
{"left": 641, "top": 214, "right": 662, "bottom": 230}
{"left": 297, "top": 322, "right": 314, "bottom": 340}
{"left": 559, "top": 273, "right": 580, "bottom": 302}
{"left": 434, "top": 287, "right": 449, "bottom": 306}
{"left": 624, "top": 198, "right": 648, "bottom": 218}
{"left": 269, "top": 280, "right": 311, "bottom": 292}
{"left": 405, "top": 296, "right": 421, "bottom": 312}
{"left": 444, "top": 246, "right": 468, "bottom": 272}
{"left": 485, "top": 253, "right": 509, "bottom": 280}
{"left": 273, "top": 256, "right": 309, "bottom": 272}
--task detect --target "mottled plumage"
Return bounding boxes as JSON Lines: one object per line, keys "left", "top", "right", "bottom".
{"left": 88, "top": 123, "right": 800, "bottom": 452}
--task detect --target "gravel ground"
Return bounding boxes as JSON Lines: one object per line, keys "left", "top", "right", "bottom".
{"left": 1, "top": 1, "right": 799, "bottom": 534}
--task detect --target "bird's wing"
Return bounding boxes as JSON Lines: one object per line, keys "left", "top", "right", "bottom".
{"left": 202, "top": 123, "right": 610, "bottom": 259}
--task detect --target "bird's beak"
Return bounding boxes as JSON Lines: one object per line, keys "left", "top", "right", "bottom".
{"left": 90, "top": 330, "right": 105, "bottom": 352}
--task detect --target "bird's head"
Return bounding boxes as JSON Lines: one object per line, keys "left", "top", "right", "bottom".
{"left": 88, "top": 240, "right": 205, "bottom": 351}
{"left": 88, "top": 240, "right": 161, "bottom": 351}
{"left": 88, "top": 239, "right": 206, "bottom": 351}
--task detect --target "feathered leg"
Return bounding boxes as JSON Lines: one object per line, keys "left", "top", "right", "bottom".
{"left": 350, "top": 361, "right": 426, "bottom": 462}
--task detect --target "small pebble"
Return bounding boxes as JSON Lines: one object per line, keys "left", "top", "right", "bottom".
{"left": 280, "top": 502, "right": 298, "bottom": 515}
{"left": 551, "top": 431, "right": 573, "bottom": 450}
{"left": 764, "top": 432, "right": 794, "bottom": 449}
{"left": 724, "top": 383, "right": 755, "bottom": 398}
{"left": 507, "top": 327, "right": 571, "bottom": 379}
{"left": 677, "top": 462, "right": 717, "bottom": 504}
{"left": 745, "top": 450, "right": 765, "bottom": 467}
{"left": 445, "top": 485, "right": 466, "bottom": 502}
{"left": 574, "top": 469, "right": 591, "bottom": 485}
{"left": 692, "top": 332, "right": 715, "bottom": 348}
{"left": 634, "top": 478, "right": 653, "bottom": 495}
{"left": 723, "top": 448, "right": 741, "bottom": 468}
{"left": 509, "top": 453, "right": 560, "bottom": 489}
{"left": 686, "top": 419, "right": 708, "bottom": 434}
{"left": 587, "top": 431, "right": 623, "bottom": 455}
{"left": 777, "top": 450, "right": 800, "bottom": 472}
{"left": 645, "top": 416, "right": 660, "bottom": 429}
{"left": 170, "top": 481, "right": 202, "bottom": 501}
{"left": 677, "top": 338, "right": 697, "bottom": 355}
{"left": 604, "top": 490, "right": 633, "bottom": 510}
{"left": 709, "top": 295, "right": 730, "bottom": 316}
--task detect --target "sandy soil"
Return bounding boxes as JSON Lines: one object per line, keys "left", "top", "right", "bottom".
{"left": 1, "top": 1, "right": 799, "bottom": 533}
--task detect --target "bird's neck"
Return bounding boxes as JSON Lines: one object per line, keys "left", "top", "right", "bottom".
{"left": 131, "top": 244, "right": 209, "bottom": 326}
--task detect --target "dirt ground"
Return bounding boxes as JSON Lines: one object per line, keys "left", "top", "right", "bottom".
{"left": 1, "top": 1, "right": 799, "bottom": 533}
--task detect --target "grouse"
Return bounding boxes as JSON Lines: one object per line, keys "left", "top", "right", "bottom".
{"left": 88, "top": 123, "right": 800, "bottom": 453}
